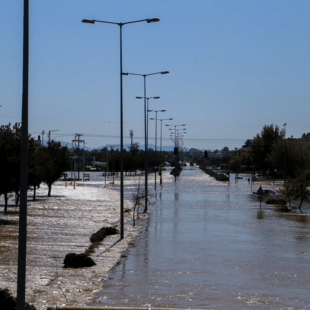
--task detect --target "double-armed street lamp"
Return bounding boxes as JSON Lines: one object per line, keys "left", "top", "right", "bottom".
{"left": 149, "top": 109, "right": 166, "bottom": 190}
{"left": 82, "top": 16, "right": 160, "bottom": 239}
{"left": 124, "top": 71, "right": 169, "bottom": 212}
{"left": 48, "top": 129, "right": 59, "bottom": 143}
{"left": 136, "top": 96, "right": 160, "bottom": 148}
{"left": 167, "top": 124, "right": 186, "bottom": 145}
{"left": 155, "top": 118, "right": 173, "bottom": 185}
{"left": 166, "top": 124, "right": 186, "bottom": 169}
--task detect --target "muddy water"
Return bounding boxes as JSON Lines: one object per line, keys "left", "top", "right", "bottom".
{"left": 92, "top": 167, "right": 310, "bottom": 309}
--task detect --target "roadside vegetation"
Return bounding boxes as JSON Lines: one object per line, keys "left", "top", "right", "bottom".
{"left": 0, "top": 123, "right": 71, "bottom": 212}
{"left": 0, "top": 288, "right": 36, "bottom": 310}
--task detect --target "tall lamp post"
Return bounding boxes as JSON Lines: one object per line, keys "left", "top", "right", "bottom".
{"left": 136, "top": 96, "right": 160, "bottom": 149}
{"left": 157, "top": 118, "right": 173, "bottom": 185}
{"left": 166, "top": 124, "right": 186, "bottom": 174}
{"left": 16, "top": 0, "right": 29, "bottom": 309}
{"left": 124, "top": 71, "right": 169, "bottom": 212}
{"left": 48, "top": 129, "right": 59, "bottom": 143}
{"left": 149, "top": 109, "right": 166, "bottom": 190}
{"left": 82, "top": 17, "right": 160, "bottom": 239}
{"left": 283, "top": 123, "right": 287, "bottom": 183}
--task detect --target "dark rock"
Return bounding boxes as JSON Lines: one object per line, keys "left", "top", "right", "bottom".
{"left": 63, "top": 253, "right": 96, "bottom": 268}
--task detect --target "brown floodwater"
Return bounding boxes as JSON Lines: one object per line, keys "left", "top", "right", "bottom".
{"left": 91, "top": 167, "right": 310, "bottom": 309}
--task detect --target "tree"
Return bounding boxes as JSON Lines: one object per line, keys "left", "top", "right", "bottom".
{"left": 221, "top": 146, "right": 229, "bottom": 155}
{"left": 28, "top": 140, "right": 44, "bottom": 200}
{"left": 292, "top": 172, "right": 310, "bottom": 209}
{"left": 38, "top": 141, "right": 70, "bottom": 197}
{"left": 268, "top": 140, "right": 310, "bottom": 179}
{"left": 229, "top": 154, "right": 244, "bottom": 171}
{"left": 250, "top": 124, "right": 285, "bottom": 173}
{"left": 279, "top": 178, "right": 295, "bottom": 207}
{"left": 242, "top": 139, "right": 253, "bottom": 149}
{"left": 0, "top": 124, "right": 21, "bottom": 212}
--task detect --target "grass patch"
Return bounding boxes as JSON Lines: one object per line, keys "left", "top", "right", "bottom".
{"left": 266, "top": 198, "right": 287, "bottom": 205}
{"left": 275, "top": 205, "right": 291, "bottom": 213}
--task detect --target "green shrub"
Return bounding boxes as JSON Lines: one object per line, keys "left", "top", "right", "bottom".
{"left": 90, "top": 226, "right": 118, "bottom": 244}
{"left": 266, "top": 198, "right": 286, "bottom": 205}
{"left": 63, "top": 253, "right": 96, "bottom": 268}
{"left": 0, "top": 288, "right": 36, "bottom": 310}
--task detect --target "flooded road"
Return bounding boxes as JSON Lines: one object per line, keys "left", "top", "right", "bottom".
{"left": 93, "top": 167, "right": 310, "bottom": 309}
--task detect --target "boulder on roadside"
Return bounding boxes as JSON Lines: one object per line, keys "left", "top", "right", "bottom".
{"left": 63, "top": 253, "right": 96, "bottom": 268}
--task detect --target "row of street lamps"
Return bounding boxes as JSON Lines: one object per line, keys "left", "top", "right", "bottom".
{"left": 82, "top": 17, "right": 167, "bottom": 239}
{"left": 81, "top": 17, "right": 186, "bottom": 240}
{"left": 16, "top": 12, "right": 177, "bottom": 309}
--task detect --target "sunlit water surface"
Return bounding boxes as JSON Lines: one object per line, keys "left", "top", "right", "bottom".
{"left": 91, "top": 167, "right": 310, "bottom": 310}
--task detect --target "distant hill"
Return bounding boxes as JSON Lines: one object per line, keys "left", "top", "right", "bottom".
{"left": 48, "top": 140, "right": 213, "bottom": 153}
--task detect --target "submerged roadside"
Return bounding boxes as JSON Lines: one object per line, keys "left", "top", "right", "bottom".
{"left": 0, "top": 181, "right": 146, "bottom": 310}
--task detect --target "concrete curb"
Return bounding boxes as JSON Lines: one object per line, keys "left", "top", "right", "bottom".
{"left": 47, "top": 307, "right": 201, "bottom": 310}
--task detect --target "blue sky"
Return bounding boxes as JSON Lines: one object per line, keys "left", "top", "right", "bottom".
{"left": 1, "top": 0, "right": 310, "bottom": 150}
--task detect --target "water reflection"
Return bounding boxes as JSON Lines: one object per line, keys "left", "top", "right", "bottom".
{"left": 93, "top": 168, "right": 310, "bottom": 309}
{"left": 257, "top": 210, "right": 264, "bottom": 219}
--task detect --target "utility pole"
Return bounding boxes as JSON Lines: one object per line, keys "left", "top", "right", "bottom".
{"left": 16, "top": 0, "right": 29, "bottom": 308}
{"left": 283, "top": 123, "right": 287, "bottom": 183}
{"left": 130, "top": 130, "right": 134, "bottom": 151}
{"left": 41, "top": 130, "right": 45, "bottom": 146}
{"left": 48, "top": 129, "right": 59, "bottom": 143}
{"left": 106, "top": 144, "right": 116, "bottom": 178}
{"left": 72, "top": 134, "right": 84, "bottom": 180}
{"left": 83, "top": 141, "right": 85, "bottom": 181}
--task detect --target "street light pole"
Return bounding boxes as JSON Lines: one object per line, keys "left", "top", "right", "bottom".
{"left": 82, "top": 17, "right": 160, "bottom": 239}
{"left": 125, "top": 71, "right": 169, "bottom": 212}
{"left": 136, "top": 96, "right": 160, "bottom": 172}
{"left": 48, "top": 129, "right": 59, "bottom": 143}
{"left": 149, "top": 110, "right": 166, "bottom": 190}
{"left": 157, "top": 118, "right": 173, "bottom": 185}
{"left": 166, "top": 124, "right": 186, "bottom": 178}
{"left": 17, "top": 0, "right": 29, "bottom": 308}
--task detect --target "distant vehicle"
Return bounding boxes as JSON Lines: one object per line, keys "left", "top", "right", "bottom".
{"left": 253, "top": 189, "right": 275, "bottom": 195}
{"left": 263, "top": 190, "right": 275, "bottom": 194}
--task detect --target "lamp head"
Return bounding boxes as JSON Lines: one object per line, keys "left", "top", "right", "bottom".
{"left": 122, "top": 72, "right": 129, "bottom": 75}
{"left": 154, "top": 96, "right": 160, "bottom": 99}
{"left": 136, "top": 96, "right": 143, "bottom": 99}
{"left": 165, "top": 124, "right": 169, "bottom": 126}
{"left": 147, "top": 17, "right": 160, "bottom": 23}
{"left": 82, "top": 19, "right": 95, "bottom": 24}
{"left": 147, "top": 110, "right": 153, "bottom": 112}
{"left": 169, "top": 118, "right": 173, "bottom": 120}
{"left": 150, "top": 118, "right": 155, "bottom": 120}
{"left": 161, "top": 71, "right": 169, "bottom": 74}
{"left": 161, "top": 110, "right": 166, "bottom": 112}
{"left": 182, "top": 124, "right": 186, "bottom": 126}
